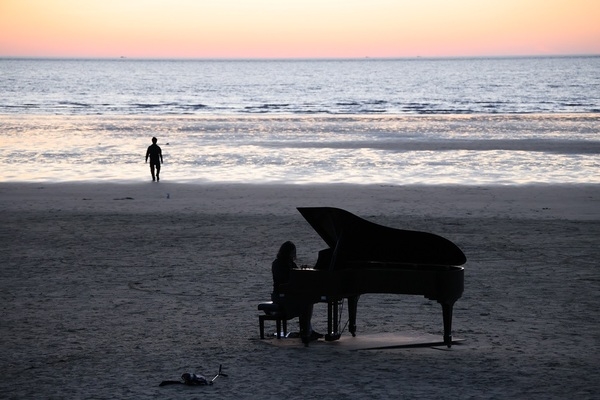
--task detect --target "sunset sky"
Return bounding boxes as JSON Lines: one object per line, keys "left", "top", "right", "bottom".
{"left": 1, "top": 0, "right": 599, "bottom": 59}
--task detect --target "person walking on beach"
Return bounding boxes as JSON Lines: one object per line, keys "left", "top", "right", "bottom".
{"left": 145, "top": 137, "right": 163, "bottom": 182}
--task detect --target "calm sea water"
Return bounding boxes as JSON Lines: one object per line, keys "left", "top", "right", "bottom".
{"left": 2, "top": 57, "right": 600, "bottom": 115}
{"left": 1, "top": 57, "right": 599, "bottom": 184}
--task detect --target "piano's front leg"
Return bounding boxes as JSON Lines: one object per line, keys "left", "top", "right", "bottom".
{"left": 347, "top": 295, "right": 359, "bottom": 337}
{"left": 324, "top": 295, "right": 359, "bottom": 340}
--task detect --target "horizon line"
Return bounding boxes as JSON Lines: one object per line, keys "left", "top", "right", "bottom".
{"left": 1, "top": 53, "right": 599, "bottom": 62}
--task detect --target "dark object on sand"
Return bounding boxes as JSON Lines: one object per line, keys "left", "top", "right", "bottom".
{"left": 159, "top": 364, "right": 227, "bottom": 387}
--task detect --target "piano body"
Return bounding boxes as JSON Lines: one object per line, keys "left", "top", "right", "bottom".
{"left": 280, "top": 207, "right": 466, "bottom": 347}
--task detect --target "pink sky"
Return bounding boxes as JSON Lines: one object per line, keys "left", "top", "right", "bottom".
{"left": 1, "top": 0, "right": 599, "bottom": 58}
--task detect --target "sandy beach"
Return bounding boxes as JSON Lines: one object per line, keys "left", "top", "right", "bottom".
{"left": 1, "top": 182, "right": 599, "bottom": 399}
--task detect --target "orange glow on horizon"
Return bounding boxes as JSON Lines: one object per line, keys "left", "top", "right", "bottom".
{"left": 1, "top": 0, "right": 599, "bottom": 59}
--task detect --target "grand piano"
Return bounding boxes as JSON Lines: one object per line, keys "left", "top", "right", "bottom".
{"left": 280, "top": 207, "right": 466, "bottom": 347}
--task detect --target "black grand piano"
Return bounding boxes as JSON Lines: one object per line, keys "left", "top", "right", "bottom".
{"left": 280, "top": 207, "right": 466, "bottom": 347}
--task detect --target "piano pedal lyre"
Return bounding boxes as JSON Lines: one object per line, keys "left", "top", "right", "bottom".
{"left": 324, "top": 298, "right": 344, "bottom": 341}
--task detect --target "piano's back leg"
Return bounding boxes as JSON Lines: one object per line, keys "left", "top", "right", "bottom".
{"left": 347, "top": 295, "right": 359, "bottom": 337}
{"left": 441, "top": 302, "right": 454, "bottom": 347}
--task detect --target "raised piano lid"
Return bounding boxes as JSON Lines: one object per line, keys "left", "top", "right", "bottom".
{"left": 297, "top": 207, "right": 466, "bottom": 267}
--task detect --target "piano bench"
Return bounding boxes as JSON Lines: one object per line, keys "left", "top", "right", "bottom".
{"left": 258, "top": 302, "right": 288, "bottom": 339}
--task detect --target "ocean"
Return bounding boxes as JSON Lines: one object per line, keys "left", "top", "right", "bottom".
{"left": 1, "top": 56, "right": 599, "bottom": 184}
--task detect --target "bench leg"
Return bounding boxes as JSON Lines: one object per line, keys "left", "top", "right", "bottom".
{"left": 259, "top": 316, "right": 265, "bottom": 339}
{"left": 259, "top": 315, "right": 288, "bottom": 339}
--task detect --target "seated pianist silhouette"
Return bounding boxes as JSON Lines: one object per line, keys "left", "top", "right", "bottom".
{"left": 277, "top": 207, "right": 467, "bottom": 347}
{"left": 271, "top": 241, "right": 323, "bottom": 345}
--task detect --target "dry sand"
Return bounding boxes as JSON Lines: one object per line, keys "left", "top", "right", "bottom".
{"left": 1, "top": 182, "right": 599, "bottom": 399}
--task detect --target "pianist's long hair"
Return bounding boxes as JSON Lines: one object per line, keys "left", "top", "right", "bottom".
{"left": 276, "top": 241, "right": 296, "bottom": 262}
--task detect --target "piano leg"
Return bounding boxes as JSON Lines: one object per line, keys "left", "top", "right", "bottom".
{"left": 441, "top": 302, "right": 454, "bottom": 348}
{"left": 347, "top": 295, "right": 359, "bottom": 337}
